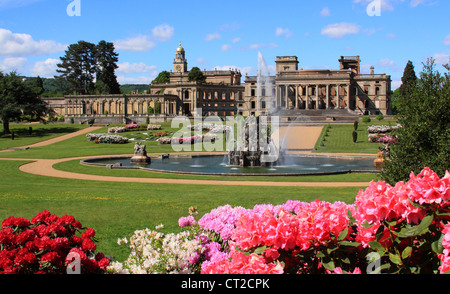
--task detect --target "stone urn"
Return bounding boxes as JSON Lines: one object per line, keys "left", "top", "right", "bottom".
{"left": 373, "top": 150, "right": 385, "bottom": 168}
{"left": 131, "top": 143, "right": 151, "bottom": 164}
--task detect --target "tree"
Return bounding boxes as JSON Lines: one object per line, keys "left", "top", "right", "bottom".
{"left": 188, "top": 67, "right": 206, "bottom": 83}
{"left": 56, "top": 41, "right": 97, "bottom": 95}
{"left": 399, "top": 60, "right": 417, "bottom": 98}
{"left": 0, "top": 72, "right": 53, "bottom": 134}
{"left": 95, "top": 41, "right": 121, "bottom": 94}
{"left": 381, "top": 58, "right": 450, "bottom": 184}
{"left": 152, "top": 71, "right": 170, "bottom": 84}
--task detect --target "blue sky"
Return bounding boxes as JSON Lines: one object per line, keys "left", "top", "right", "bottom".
{"left": 0, "top": 0, "right": 449, "bottom": 89}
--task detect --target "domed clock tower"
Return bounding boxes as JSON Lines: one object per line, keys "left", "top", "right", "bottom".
{"left": 173, "top": 42, "right": 188, "bottom": 73}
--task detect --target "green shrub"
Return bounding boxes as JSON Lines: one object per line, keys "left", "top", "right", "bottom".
{"left": 376, "top": 114, "right": 384, "bottom": 121}
{"left": 362, "top": 116, "right": 371, "bottom": 123}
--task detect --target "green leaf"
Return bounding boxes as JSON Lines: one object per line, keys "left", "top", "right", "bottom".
{"left": 368, "top": 241, "right": 385, "bottom": 252}
{"left": 338, "top": 228, "right": 349, "bottom": 241}
{"left": 339, "top": 241, "right": 361, "bottom": 247}
{"left": 431, "top": 234, "right": 444, "bottom": 254}
{"left": 389, "top": 253, "right": 402, "bottom": 265}
{"left": 398, "top": 215, "right": 434, "bottom": 238}
{"left": 321, "top": 259, "right": 335, "bottom": 271}
{"left": 401, "top": 246, "right": 412, "bottom": 259}
{"left": 253, "top": 246, "right": 267, "bottom": 255}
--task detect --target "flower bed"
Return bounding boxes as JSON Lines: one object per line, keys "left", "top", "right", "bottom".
{"left": 157, "top": 134, "right": 217, "bottom": 145}
{"left": 86, "top": 133, "right": 128, "bottom": 144}
{"left": 109, "top": 167, "right": 450, "bottom": 274}
{"left": 367, "top": 124, "right": 401, "bottom": 134}
{"left": 0, "top": 211, "right": 110, "bottom": 274}
{"left": 147, "top": 124, "right": 162, "bottom": 130}
{"left": 125, "top": 124, "right": 139, "bottom": 130}
{"left": 108, "top": 127, "right": 127, "bottom": 134}
{"left": 368, "top": 124, "right": 400, "bottom": 143}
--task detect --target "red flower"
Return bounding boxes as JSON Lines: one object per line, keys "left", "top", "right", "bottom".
{"left": 81, "top": 228, "right": 95, "bottom": 239}
{"left": 81, "top": 238, "right": 96, "bottom": 251}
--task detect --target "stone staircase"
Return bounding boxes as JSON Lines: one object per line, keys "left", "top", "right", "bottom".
{"left": 274, "top": 108, "right": 361, "bottom": 124}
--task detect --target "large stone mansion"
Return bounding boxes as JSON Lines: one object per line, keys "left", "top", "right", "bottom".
{"left": 44, "top": 43, "right": 392, "bottom": 124}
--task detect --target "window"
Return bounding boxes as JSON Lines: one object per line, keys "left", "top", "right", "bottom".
{"left": 251, "top": 101, "right": 256, "bottom": 109}
{"left": 251, "top": 89, "right": 255, "bottom": 96}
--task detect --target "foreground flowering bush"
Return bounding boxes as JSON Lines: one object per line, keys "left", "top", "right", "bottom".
{"left": 110, "top": 167, "right": 450, "bottom": 274}
{"left": 0, "top": 211, "right": 110, "bottom": 274}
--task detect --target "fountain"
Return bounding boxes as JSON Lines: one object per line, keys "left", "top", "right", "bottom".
{"left": 81, "top": 52, "right": 378, "bottom": 176}
{"left": 227, "top": 116, "right": 283, "bottom": 167}
{"left": 130, "top": 142, "right": 151, "bottom": 164}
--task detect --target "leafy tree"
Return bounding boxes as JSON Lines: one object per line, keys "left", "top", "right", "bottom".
{"left": 188, "top": 67, "right": 206, "bottom": 83}
{"left": 56, "top": 41, "right": 97, "bottom": 95}
{"left": 152, "top": 71, "right": 170, "bottom": 84}
{"left": 0, "top": 72, "right": 53, "bottom": 134}
{"left": 95, "top": 41, "right": 121, "bottom": 94}
{"left": 381, "top": 58, "right": 450, "bottom": 184}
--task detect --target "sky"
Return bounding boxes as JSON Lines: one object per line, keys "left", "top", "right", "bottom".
{"left": 0, "top": 0, "right": 449, "bottom": 90}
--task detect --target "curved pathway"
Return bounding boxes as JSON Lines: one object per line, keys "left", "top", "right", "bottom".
{"left": 0, "top": 125, "right": 374, "bottom": 187}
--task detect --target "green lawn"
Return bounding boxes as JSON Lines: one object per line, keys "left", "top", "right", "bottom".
{"left": 314, "top": 121, "right": 398, "bottom": 154}
{"left": 0, "top": 159, "right": 365, "bottom": 262}
{"left": 0, "top": 121, "right": 383, "bottom": 263}
{"left": 0, "top": 123, "right": 88, "bottom": 151}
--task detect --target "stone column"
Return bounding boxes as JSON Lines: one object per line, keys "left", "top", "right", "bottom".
{"left": 347, "top": 84, "right": 351, "bottom": 110}
{"left": 285, "top": 85, "right": 289, "bottom": 109}
{"left": 337, "top": 85, "right": 340, "bottom": 108}
{"left": 315, "top": 85, "right": 319, "bottom": 110}
{"left": 326, "top": 84, "right": 330, "bottom": 109}
{"left": 294, "top": 85, "right": 298, "bottom": 109}
{"left": 306, "top": 85, "right": 309, "bottom": 109}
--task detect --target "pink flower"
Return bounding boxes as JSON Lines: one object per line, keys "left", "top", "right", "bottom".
{"left": 408, "top": 167, "right": 450, "bottom": 205}
{"left": 201, "top": 251, "right": 284, "bottom": 274}
{"left": 178, "top": 216, "right": 197, "bottom": 227}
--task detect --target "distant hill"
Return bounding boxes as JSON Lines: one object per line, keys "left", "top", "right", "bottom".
{"left": 21, "top": 76, "right": 150, "bottom": 97}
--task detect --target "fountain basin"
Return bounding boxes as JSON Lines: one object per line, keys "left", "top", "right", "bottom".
{"left": 81, "top": 153, "right": 378, "bottom": 176}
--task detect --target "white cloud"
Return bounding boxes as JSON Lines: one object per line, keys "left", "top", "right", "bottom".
{"left": 115, "top": 23, "right": 174, "bottom": 51}
{"left": 242, "top": 43, "right": 278, "bottom": 50}
{"left": 321, "top": 23, "right": 360, "bottom": 39}
{"left": 432, "top": 52, "right": 450, "bottom": 65}
{"left": 0, "top": 57, "right": 27, "bottom": 73}
{"left": 232, "top": 37, "right": 241, "bottom": 43}
{"left": 444, "top": 34, "right": 450, "bottom": 46}
{"left": 114, "top": 35, "right": 156, "bottom": 52}
{"left": 320, "top": 7, "right": 331, "bottom": 17}
{"left": 151, "top": 24, "right": 174, "bottom": 42}
{"left": 378, "top": 58, "right": 396, "bottom": 67}
{"left": 386, "top": 33, "right": 397, "bottom": 39}
{"left": 117, "top": 62, "right": 157, "bottom": 74}
{"left": 195, "top": 58, "right": 209, "bottom": 65}
{"left": 410, "top": 0, "right": 428, "bottom": 7}
{"left": 0, "top": 28, "right": 66, "bottom": 57}
{"left": 221, "top": 44, "right": 232, "bottom": 51}
{"left": 275, "top": 27, "right": 293, "bottom": 38}
{"left": 30, "top": 58, "right": 59, "bottom": 78}
{"left": 205, "top": 32, "right": 221, "bottom": 41}
{"left": 117, "top": 75, "right": 155, "bottom": 85}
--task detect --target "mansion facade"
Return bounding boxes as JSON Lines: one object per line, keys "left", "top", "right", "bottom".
{"left": 45, "top": 44, "right": 391, "bottom": 124}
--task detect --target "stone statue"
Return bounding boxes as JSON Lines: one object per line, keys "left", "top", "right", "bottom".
{"left": 131, "top": 143, "right": 151, "bottom": 164}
